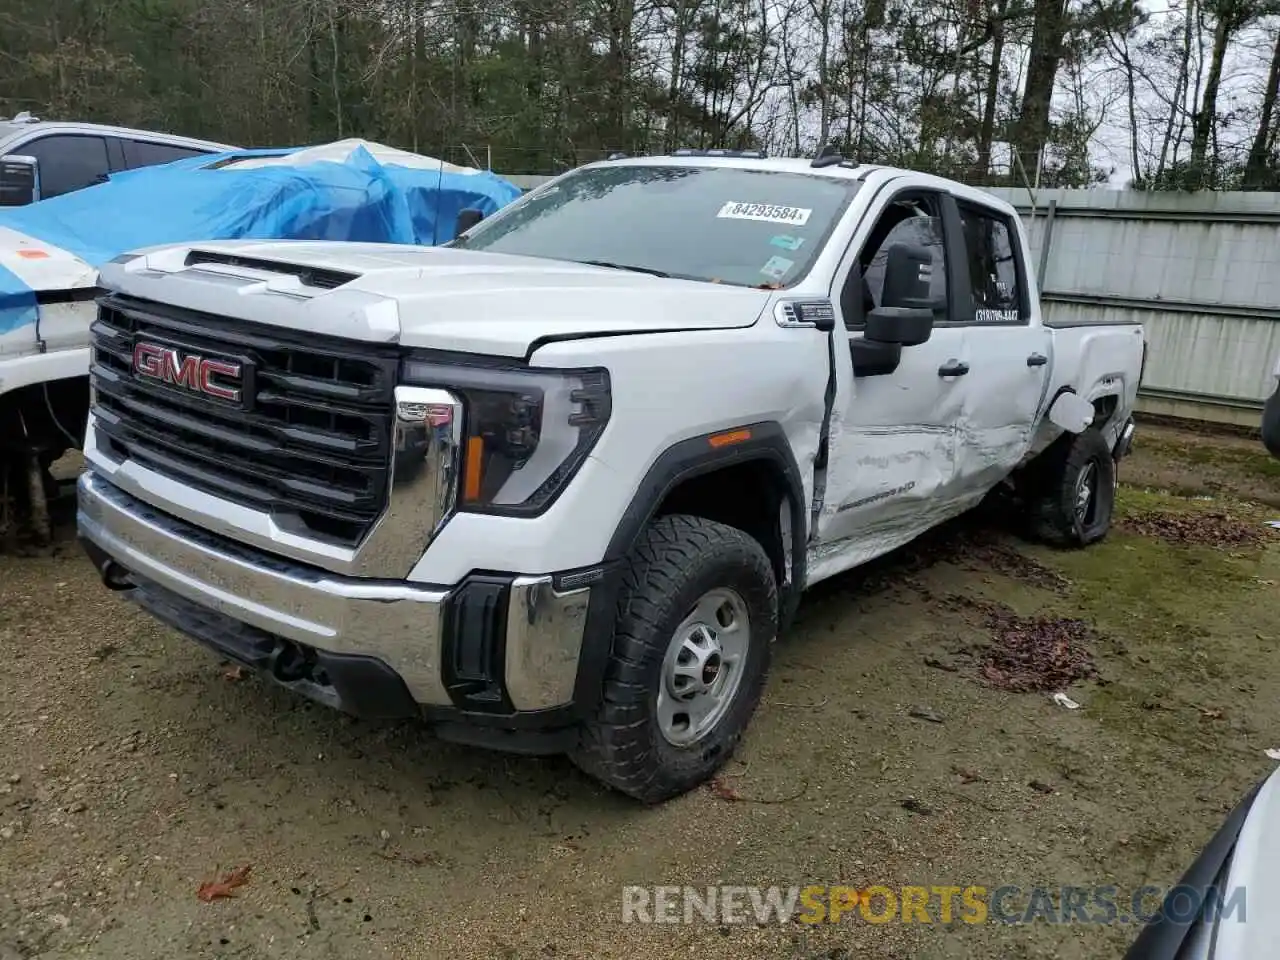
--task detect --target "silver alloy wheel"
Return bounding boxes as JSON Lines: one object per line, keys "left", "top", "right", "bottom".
{"left": 1075, "top": 461, "right": 1097, "bottom": 525}
{"left": 656, "top": 588, "right": 751, "bottom": 746}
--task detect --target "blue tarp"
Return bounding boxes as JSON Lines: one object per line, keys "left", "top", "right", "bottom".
{"left": 0, "top": 143, "right": 522, "bottom": 335}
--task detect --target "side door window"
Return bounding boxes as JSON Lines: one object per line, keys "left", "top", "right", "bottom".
{"left": 955, "top": 201, "right": 1026, "bottom": 325}
{"left": 949, "top": 195, "right": 1049, "bottom": 491}
{"left": 122, "top": 139, "right": 210, "bottom": 170}
{"left": 849, "top": 194, "right": 949, "bottom": 328}
{"left": 23, "top": 135, "right": 111, "bottom": 199}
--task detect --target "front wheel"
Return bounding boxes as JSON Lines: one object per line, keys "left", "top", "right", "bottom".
{"left": 1027, "top": 427, "right": 1117, "bottom": 547}
{"left": 571, "top": 514, "right": 777, "bottom": 803}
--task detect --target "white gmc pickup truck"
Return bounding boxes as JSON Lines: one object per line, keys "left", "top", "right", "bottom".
{"left": 77, "top": 152, "right": 1144, "bottom": 802}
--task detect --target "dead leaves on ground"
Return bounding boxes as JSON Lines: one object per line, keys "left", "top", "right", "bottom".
{"left": 197, "top": 864, "right": 252, "bottom": 902}
{"left": 1119, "top": 509, "right": 1273, "bottom": 547}
{"left": 938, "top": 595, "right": 1100, "bottom": 693}
{"left": 705, "top": 776, "right": 808, "bottom": 804}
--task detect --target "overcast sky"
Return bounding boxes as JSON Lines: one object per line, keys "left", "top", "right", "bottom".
{"left": 1090, "top": 0, "right": 1274, "bottom": 187}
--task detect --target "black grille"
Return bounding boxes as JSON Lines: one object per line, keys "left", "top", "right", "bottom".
{"left": 90, "top": 294, "right": 398, "bottom": 546}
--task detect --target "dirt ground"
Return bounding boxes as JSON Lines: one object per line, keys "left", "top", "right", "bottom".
{"left": 2, "top": 422, "right": 1279, "bottom": 960}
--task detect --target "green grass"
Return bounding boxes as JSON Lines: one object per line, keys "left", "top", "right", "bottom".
{"left": 1137, "top": 434, "right": 1280, "bottom": 480}
{"left": 1029, "top": 484, "right": 1280, "bottom": 780}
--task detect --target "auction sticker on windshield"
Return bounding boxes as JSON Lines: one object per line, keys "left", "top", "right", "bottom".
{"left": 717, "top": 201, "right": 812, "bottom": 225}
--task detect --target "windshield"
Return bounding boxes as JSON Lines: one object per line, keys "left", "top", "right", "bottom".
{"left": 455, "top": 164, "right": 860, "bottom": 288}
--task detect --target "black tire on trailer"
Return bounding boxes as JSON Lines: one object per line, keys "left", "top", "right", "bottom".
{"left": 1028, "top": 427, "right": 1116, "bottom": 547}
{"left": 571, "top": 514, "right": 777, "bottom": 804}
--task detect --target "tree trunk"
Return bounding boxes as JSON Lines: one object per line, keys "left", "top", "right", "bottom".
{"left": 1157, "top": 0, "right": 1195, "bottom": 178}
{"left": 607, "top": 0, "right": 635, "bottom": 150}
{"left": 779, "top": 1, "right": 802, "bottom": 154}
{"left": 1012, "top": 0, "right": 1067, "bottom": 185}
{"left": 1243, "top": 30, "right": 1280, "bottom": 188}
{"left": 1189, "top": 5, "right": 1234, "bottom": 187}
{"left": 815, "top": 0, "right": 831, "bottom": 146}
{"left": 667, "top": 0, "right": 689, "bottom": 151}
{"left": 974, "top": 0, "right": 1008, "bottom": 179}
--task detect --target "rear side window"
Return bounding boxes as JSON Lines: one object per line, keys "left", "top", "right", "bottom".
{"left": 24, "top": 134, "right": 110, "bottom": 198}
{"left": 123, "top": 139, "right": 210, "bottom": 169}
{"left": 957, "top": 202, "right": 1025, "bottom": 323}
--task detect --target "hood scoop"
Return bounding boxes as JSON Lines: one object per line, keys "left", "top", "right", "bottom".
{"left": 184, "top": 249, "right": 360, "bottom": 290}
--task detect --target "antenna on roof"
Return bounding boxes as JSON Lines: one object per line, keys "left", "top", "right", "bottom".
{"left": 9, "top": 111, "right": 40, "bottom": 124}
{"left": 430, "top": 156, "right": 446, "bottom": 245}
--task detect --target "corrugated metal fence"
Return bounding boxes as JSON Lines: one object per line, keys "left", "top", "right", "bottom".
{"left": 505, "top": 175, "right": 1280, "bottom": 425}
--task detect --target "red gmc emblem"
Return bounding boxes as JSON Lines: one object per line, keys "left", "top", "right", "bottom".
{"left": 132, "top": 342, "right": 243, "bottom": 403}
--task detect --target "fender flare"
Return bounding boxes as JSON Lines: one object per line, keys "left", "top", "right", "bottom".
{"left": 603, "top": 421, "right": 809, "bottom": 628}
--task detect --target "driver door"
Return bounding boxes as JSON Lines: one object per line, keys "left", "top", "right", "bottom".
{"left": 809, "top": 188, "right": 969, "bottom": 581}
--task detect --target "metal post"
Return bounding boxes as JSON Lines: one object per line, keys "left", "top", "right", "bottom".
{"left": 1037, "top": 198, "right": 1058, "bottom": 294}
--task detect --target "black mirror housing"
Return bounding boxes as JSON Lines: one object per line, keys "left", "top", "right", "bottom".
{"left": 863, "top": 241, "right": 937, "bottom": 346}
{"left": 865, "top": 306, "right": 934, "bottom": 347}
{"left": 0, "top": 154, "right": 39, "bottom": 206}
{"left": 881, "top": 241, "right": 935, "bottom": 309}
{"left": 455, "top": 207, "right": 485, "bottom": 236}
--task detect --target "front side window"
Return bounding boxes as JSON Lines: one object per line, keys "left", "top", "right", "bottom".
{"left": 24, "top": 134, "right": 110, "bottom": 198}
{"left": 847, "top": 194, "right": 949, "bottom": 328}
{"left": 957, "top": 202, "right": 1024, "bottom": 323}
{"left": 455, "top": 164, "right": 861, "bottom": 289}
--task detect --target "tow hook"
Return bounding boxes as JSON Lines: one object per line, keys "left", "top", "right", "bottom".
{"left": 100, "top": 559, "right": 136, "bottom": 592}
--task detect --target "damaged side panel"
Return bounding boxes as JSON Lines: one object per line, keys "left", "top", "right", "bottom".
{"left": 807, "top": 322, "right": 971, "bottom": 586}
{"left": 807, "top": 420, "right": 967, "bottom": 584}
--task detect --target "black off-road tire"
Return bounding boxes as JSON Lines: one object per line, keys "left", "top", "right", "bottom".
{"left": 571, "top": 514, "right": 777, "bottom": 803}
{"left": 1027, "top": 427, "right": 1116, "bottom": 547}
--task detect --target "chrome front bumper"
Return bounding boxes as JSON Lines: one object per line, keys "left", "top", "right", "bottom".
{"left": 77, "top": 470, "right": 591, "bottom": 714}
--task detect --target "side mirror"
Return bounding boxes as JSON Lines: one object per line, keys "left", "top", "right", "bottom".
{"left": 0, "top": 154, "right": 39, "bottom": 206}
{"left": 865, "top": 306, "right": 934, "bottom": 347}
{"left": 455, "top": 207, "right": 485, "bottom": 235}
{"left": 865, "top": 242, "right": 937, "bottom": 346}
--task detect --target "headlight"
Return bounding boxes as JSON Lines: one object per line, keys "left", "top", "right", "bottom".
{"left": 400, "top": 356, "right": 611, "bottom": 515}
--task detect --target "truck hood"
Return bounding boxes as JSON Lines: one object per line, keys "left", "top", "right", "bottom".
{"left": 101, "top": 239, "right": 773, "bottom": 358}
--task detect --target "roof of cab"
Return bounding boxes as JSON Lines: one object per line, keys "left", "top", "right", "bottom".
{"left": 578, "top": 152, "right": 1019, "bottom": 217}
{"left": 0, "top": 118, "right": 234, "bottom": 153}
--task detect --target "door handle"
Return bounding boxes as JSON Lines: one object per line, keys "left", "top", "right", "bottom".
{"left": 938, "top": 359, "right": 969, "bottom": 377}
{"left": 1027, "top": 353, "right": 1048, "bottom": 367}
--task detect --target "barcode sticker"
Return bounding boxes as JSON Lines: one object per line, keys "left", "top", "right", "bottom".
{"left": 717, "top": 201, "right": 812, "bottom": 225}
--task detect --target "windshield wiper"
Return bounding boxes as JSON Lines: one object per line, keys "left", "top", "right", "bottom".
{"left": 578, "top": 259, "right": 671, "bottom": 278}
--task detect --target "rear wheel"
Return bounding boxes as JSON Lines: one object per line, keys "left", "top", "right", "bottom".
{"left": 572, "top": 514, "right": 777, "bottom": 803}
{"left": 1027, "top": 427, "right": 1116, "bottom": 547}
